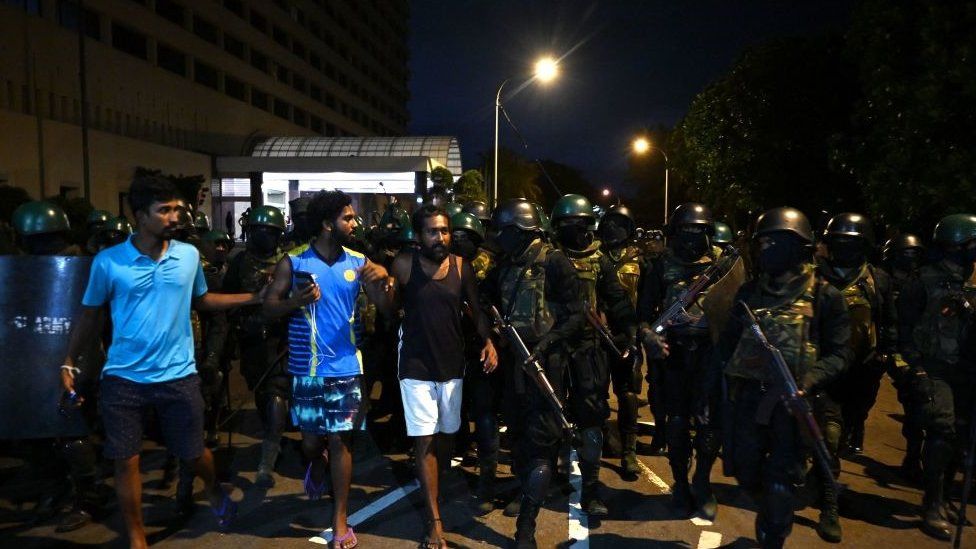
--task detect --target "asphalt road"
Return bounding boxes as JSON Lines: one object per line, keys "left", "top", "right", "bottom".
{"left": 0, "top": 367, "right": 968, "bottom": 548}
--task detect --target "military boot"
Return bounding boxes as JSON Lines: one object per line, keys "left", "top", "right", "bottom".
{"left": 621, "top": 433, "right": 640, "bottom": 480}
{"left": 512, "top": 495, "right": 541, "bottom": 549}
{"left": 921, "top": 438, "right": 953, "bottom": 540}
{"left": 472, "top": 458, "right": 496, "bottom": 516}
{"left": 816, "top": 477, "right": 842, "bottom": 542}
{"left": 503, "top": 492, "right": 522, "bottom": 517}
{"left": 691, "top": 461, "right": 717, "bottom": 521}
{"left": 255, "top": 439, "right": 280, "bottom": 488}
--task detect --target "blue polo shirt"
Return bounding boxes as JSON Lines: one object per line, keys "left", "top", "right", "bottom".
{"left": 82, "top": 236, "right": 208, "bottom": 383}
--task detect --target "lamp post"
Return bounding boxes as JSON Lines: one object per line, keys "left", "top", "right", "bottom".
{"left": 493, "top": 56, "right": 559, "bottom": 208}
{"left": 632, "top": 137, "right": 670, "bottom": 224}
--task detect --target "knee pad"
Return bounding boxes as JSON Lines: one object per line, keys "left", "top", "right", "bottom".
{"left": 524, "top": 459, "right": 553, "bottom": 503}
{"left": 579, "top": 426, "right": 604, "bottom": 465}
{"left": 266, "top": 395, "right": 290, "bottom": 437}
{"left": 60, "top": 438, "right": 97, "bottom": 479}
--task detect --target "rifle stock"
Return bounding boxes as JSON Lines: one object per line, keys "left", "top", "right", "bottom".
{"left": 651, "top": 247, "right": 740, "bottom": 334}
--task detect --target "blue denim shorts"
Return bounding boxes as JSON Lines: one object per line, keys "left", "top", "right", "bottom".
{"left": 290, "top": 375, "right": 366, "bottom": 434}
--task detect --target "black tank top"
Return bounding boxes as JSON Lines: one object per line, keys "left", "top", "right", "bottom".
{"left": 398, "top": 253, "right": 465, "bottom": 381}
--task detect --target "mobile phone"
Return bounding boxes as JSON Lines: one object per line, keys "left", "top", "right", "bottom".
{"left": 294, "top": 270, "right": 317, "bottom": 291}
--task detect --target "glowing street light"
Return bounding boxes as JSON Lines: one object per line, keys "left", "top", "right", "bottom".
{"left": 632, "top": 136, "right": 670, "bottom": 224}
{"left": 493, "top": 56, "right": 561, "bottom": 207}
{"left": 601, "top": 188, "right": 611, "bottom": 197}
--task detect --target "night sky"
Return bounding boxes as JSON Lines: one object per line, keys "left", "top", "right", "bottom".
{"left": 408, "top": 0, "right": 855, "bottom": 186}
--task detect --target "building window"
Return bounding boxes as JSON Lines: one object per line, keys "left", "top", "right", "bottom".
{"left": 276, "top": 65, "right": 289, "bottom": 84}
{"left": 5, "top": 0, "right": 42, "bottom": 15}
{"left": 292, "top": 40, "right": 305, "bottom": 59}
{"left": 292, "top": 74, "right": 306, "bottom": 94}
{"left": 251, "top": 50, "right": 269, "bottom": 73}
{"left": 57, "top": 0, "right": 100, "bottom": 39}
{"left": 194, "top": 59, "right": 218, "bottom": 90}
{"left": 224, "top": 33, "right": 245, "bottom": 59}
{"left": 310, "top": 84, "right": 322, "bottom": 102}
{"left": 223, "top": 0, "right": 243, "bottom": 17}
{"left": 251, "top": 88, "right": 269, "bottom": 111}
{"left": 293, "top": 107, "right": 307, "bottom": 128}
{"left": 273, "top": 98, "right": 290, "bottom": 120}
{"left": 273, "top": 25, "right": 288, "bottom": 48}
{"left": 249, "top": 10, "right": 267, "bottom": 34}
{"left": 154, "top": 0, "right": 185, "bottom": 26}
{"left": 157, "top": 43, "right": 186, "bottom": 76}
{"left": 325, "top": 93, "right": 336, "bottom": 109}
{"left": 224, "top": 75, "right": 246, "bottom": 101}
{"left": 310, "top": 115, "right": 323, "bottom": 133}
{"left": 326, "top": 122, "right": 336, "bottom": 136}
{"left": 193, "top": 14, "right": 218, "bottom": 45}
{"left": 309, "top": 52, "right": 321, "bottom": 70}
{"left": 112, "top": 23, "right": 148, "bottom": 60}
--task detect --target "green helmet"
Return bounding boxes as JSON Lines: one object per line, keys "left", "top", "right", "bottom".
{"left": 247, "top": 205, "right": 286, "bottom": 230}
{"left": 451, "top": 212, "right": 485, "bottom": 241}
{"left": 398, "top": 224, "right": 418, "bottom": 244}
{"left": 380, "top": 204, "right": 410, "bottom": 231}
{"left": 193, "top": 210, "right": 211, "bottom": 231}
{"left": 86, "top": 209, "right": 112, "bottom": 228}
{"left": 463, "top": 200, "right": 491, "bottom": 223}
{"left": 12, "top": 201, "right": 71, "bottom": 236}
{"left": 100, "top": 216, "right": 133, "bottom": 236}
{"left": 551, "top": 194, "right": 595, "bottom": 226}
{"left": 667, "top": 202, "right": 714, "bottom": 235}
{"left": 933, "top": 213, "right": 976, "bottom": 247}
{"left": 445, "top": 202, "right": 464, "bottom": 218}
{"left": 713, "top": 222, "right": 733, "bottom": 245}
{"left": 202, "top": 229, "right": 232, "bottom": 245}
{"left": 754, "top": 207, "right": 814, "bottom": 243}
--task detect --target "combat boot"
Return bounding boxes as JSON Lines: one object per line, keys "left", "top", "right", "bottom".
{"left": 503, "top": 492, "right": 522, "bottom": 517}
{"left": 255, "top": 439, "right": 280, "bottom": 488}
{"left": 671, "top": 478, "right": 693, "bottom": 516}
{"left": 921, "top": 502, "right": 952, "bottom": 540}
{"left": 472, "top": 458, "right": 496, "bottom": 515}
{"left": 691, "top": 462, "right": 717, "bottom": 521}
{"left": 512, "top": 495, "right": 541, "bottom": 549}
{"left": 621, "top": 434, "right": 640, "bottom": 480}
{"left": 921, "top": 438, "right": 953, "bottom": 540}
{"left": 816, "top": 478, "right": 842, "bottom": 543}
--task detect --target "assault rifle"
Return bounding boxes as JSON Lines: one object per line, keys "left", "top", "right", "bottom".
{"left": 582, "top": 301, "right": 631, "bottom": 361}
{"left": 487, "top": 305, "right": 579, "bottom": 445}
{"left": 737, "top": 301, "right": 838, "bottom": 493}
{"left": 650, "top": 247, "right": 740, "bottom": 334}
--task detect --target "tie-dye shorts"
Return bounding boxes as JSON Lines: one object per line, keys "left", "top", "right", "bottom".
{"left": 290, "top": 375, "right": 366, "bottom": 434}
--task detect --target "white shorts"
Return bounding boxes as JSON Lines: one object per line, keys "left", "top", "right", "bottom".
{"left": 399, "top": 378, "right": 463, "bottom": 437}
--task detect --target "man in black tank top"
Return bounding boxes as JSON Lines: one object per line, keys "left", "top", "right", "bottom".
{"left": 391, "top": 206, "right": 498, "bottom": 549}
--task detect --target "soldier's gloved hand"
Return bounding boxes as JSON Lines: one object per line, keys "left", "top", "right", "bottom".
{"left": 640, "top": 328, "right": 669, "bottom": 359}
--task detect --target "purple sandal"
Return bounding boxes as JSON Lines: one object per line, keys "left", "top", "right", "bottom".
{"left": 211, "top": 490, "right": 238, "bottom": 530}
{"left": 304, "top": 461, "right": 328, "bottom": 501}
{"left": 330, "top": 526, "right": 358, "bottom": 549}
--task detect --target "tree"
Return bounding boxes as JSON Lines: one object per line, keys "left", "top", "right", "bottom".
{"left": 535, "top": 159, "right": 594, "bottom": 208}
{"left": 452, "top": 169, "right": 487, "bottom": 204}
{"left": 482, "top": 147, "right": 543, "bottom": 203}
{"left": 670, "top": 35, "right": 861, "bottom": 228}
{"left": 429, "top": 166, "right": 455, "bottom": 190}
{"left": 838, "top": 0, "right": 976, "bottom": 234}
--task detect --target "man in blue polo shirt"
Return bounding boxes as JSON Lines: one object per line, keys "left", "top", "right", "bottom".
{"left": 60, "top": 175, "right": 263, "bottom": 549}
{"left": 264, "top": 190, "right": 392, "bottom": 549}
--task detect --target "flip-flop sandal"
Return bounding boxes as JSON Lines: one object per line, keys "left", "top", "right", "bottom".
{"left": 303, "top": 460, "right": 328, "bottom": 501}
{"left": 211, "top": 489, "right": 238, "bottom": 530}
{"left": 330, "top": 526, "right": 358, "bottom": 549}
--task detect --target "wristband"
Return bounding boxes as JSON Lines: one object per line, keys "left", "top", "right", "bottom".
{"left": 60, "top": 365, "right": 81, "bottom": 376}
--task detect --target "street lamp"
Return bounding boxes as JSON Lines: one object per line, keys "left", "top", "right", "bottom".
{"left": 632, "top": 137, "right": 670, "bottom": 224}
{"left": 493, "top": 56, "right": 560, "bottom": 207}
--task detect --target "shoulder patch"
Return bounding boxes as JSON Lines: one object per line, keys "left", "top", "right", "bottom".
{"left": 343, "top": 246, "right": 366, "bottom": 259}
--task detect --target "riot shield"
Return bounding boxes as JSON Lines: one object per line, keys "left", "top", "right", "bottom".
{"left": 701, "top": 255, "right": 746, "bottom": 343}
{"left": 0, "top": 255, "right": 99, "bottom": 439}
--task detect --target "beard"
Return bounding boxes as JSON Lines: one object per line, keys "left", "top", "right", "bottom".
{"left": 421, "top": 242, "right": 449, "bottom": 262}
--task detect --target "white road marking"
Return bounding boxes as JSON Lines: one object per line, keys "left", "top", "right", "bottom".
{"left": 690, "top": 517, "right": 713, "bottom": 527}
{"left": 635, "top": 459, "right": 671, "bottom": 493}
{"left": 309, "top": 479, "right": 420, "bottom": 544}
{"left": 568, "top": 448, "right": 589, "bottom": 548}
{"left": 697, "top": 530, "right": 723, "bottom": 549}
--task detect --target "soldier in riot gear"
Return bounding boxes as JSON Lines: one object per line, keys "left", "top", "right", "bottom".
{"left": 91, "top": 217, "right": 133, "bottom": 252}
{"left": 881, "top": 233, "right": 926, "bottom": 479}
{"left": 197, "top": 230, "right": 234, "bottom": 447}
{"left": 551, "top": 193, "right": 635, "bottom": 516}
{"left": 715, "top": 207, "right": 851, "bottom": 548}
{"left": 283, "top": 196, "right": 313, "bottom": 251}
{"left": 597, "top": 203, "right": 645, "bottom": 479}
{"left": 194, "top": 210, "right": 211, "bottom": 236}
{"left": 812, "top": 212, "right": 895, "bottom": 542}
{"left": 450, "top": 212, "right": 500, "bottom": 513}
{"left": 223, "top": 205, "right": 290, "bottom": 488}
{"left": 12, "top": 201, "right": 106, "bottom": 532}
{"left": 713, "top": 222, "right": 734, "bottom": 253}
{"left": 897, "top": 214, "right": 976, "bottom": 540}
{"left": 639, "top": 202, "right": 725, "bottom": 520}
{"left": 481, "top": 198, "right": 583, "bottom": 548}
{"left": 463, "top": 200, "right": 491, "bottom": 229}
{"left": 84, "top": 209, "right": 113, "bottom": 255}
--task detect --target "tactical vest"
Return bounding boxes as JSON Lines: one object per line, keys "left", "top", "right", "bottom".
{"left": 727, "top": 267, "right": 820, "bottom": 383}
{"left": 472, "top": 248, "right": 494, "bottom": 281}
{"left": 355, "top": 287, "right": 377, "bottom": 340}
{"left": 500, "top": 241, "right": 555, "bottom": 343}
{"left": 912, "top": 261, "right": 976, "bottom": 367}
{"left": 659, "top": 248, "right": 720, "bottom": 335}
{"left": 837, "top": 264, "right": 877, "bottom": 364}
{"left": 563, "top": 242, "right": 603, "bottom": 309}
{"left": 235, "top": 249, "right": 285, "bottom": 338}
{"left": 607, "top": 244, "right": 642, "bottom": 306}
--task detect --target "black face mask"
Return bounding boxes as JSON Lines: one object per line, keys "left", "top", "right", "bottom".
{"left": 598, "top": 218, "right": 630, "bottom": 248}
{"left": 451, "top": 233, "right": 479, "bottom": 260}
{"left": 248, "top": 227, "right": 280, "bottom": 256}
{"left": 946, "top": 242, "right": 976, "bottom": 267}
{"left": 557, "top": 224, "right": 593, "bottom": 251}
{"left": 828, "top": 239, "right": 866, "bottom": 269}
{"left": 496, "top": 226, "right": 532, "bottom": 256}
{"left": 673, "top": 231, "right": 709, "bottom": 261}
{"left": 892, "top": 250, "right": 920, "bottom": 273}
{"left": 758, "top": 233, "right": 804, "bottom": 275}
{"left": 292, "top": 214, "right": 312, "bottom": 240}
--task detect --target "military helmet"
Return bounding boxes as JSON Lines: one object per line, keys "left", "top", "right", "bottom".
{"left": 493, "top": 198, "right": 542, "bottom": 232}
{"left": 193, "top": 210, "right": 211, "bottom": 231}
{"left": 445, "top": 202, "right": 464, "bottom": 218}
{"left": 601, "top": 203, "right": 636, "bottom": 236}
{"left": 713, "top": 222, "right": 733, "bottom": 245}
{"left": 86, "top": 209, "right": 112, "bottom": 228}
{"left": 823, "top": 212, "right": 874, "bottom": 243}
{"left": 289, "top": 196, "right": 311, "bottom": 216}
{"left": 933, "top": 213, "right": 976, "bottom": 247}
{"left": 551, "top": 194, "right": 595, "bottom": 225}
{"left": 247, "top": 205, "right": 286, "bottom": 231}
{"left": 754, "top": 207, "right": 814, "bottom": 243}
{"left": 451, "top": 212, "right": 485, "bottom": 241}
{"left": 12, "top": 201, "right": 71, "bottom": 236}
{"left": 398, "top": 224, "right": 418, "bottom": 244}
{"left": 202, "top": 229, "right": 233, "bottom": 245}
{"left": 380, "top": 204, "right": 410, "bottom": 231}
{"left": 666, "top": 203, "right": 714, "bottom": 235}
{"left": 462, "top": 200, "right": 491, "bottom": 222}
{"left": 882, "top": 233, "right": 923, "bottom": 262}
{"left": 101, "top": 216, "right": 133, "bottom": 236}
